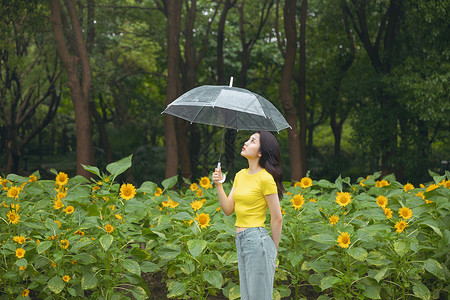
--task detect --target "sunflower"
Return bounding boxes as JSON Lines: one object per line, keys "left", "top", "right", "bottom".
{"left": 337, "top": 232, "right": 351, "bottom": 248}
{"left": 425, "top": 199, "right": 434, "bottom": 204}
{"left": 22, "top": 289, "right": 30, "bottom": 297}
{"left": 72, "top": 260, "right": 78, "bottom": 265}
{"left": 13, "top": 236, "right": 26, "bottom": 245}
{"left": 426, "top": 184, "right": 439, "bottom": 192}
{"left": 56, "top": 191, "right": 67, "bottom": 200}
{"left": 415, "top": 191, "right": 425, "bottom": 200}
{"left": 196, "top": 189, "right": 204, "bottom": 197}
{"left": 199, "top": 177, "right": 211, "bottom": 189}
{"left": 7, "top": 186, "right": 21, "bottom": 199}
{"left": 10, "top": 203, "right": 20, "bottom": 211}
{"left": 105, "top": 224, "right": 114, "bottom": 233}
{"left": 54, "top": 220, "right": 61, "bottom": 228}
{"left": 74, "top": 230, "right": 85, "bottom": 236}
{"left": 291, "top": 194, "right": 305, "bottom": 210}
{"left": 190, "top": 183, "right": 198, "bottom": 192}
{"left": 168, "top": 199, "right": 179, "bottom": 208}
{"left": 308, "top": 198, "right": 317, "bottom": 203}
{"left": 194, "top": 213, "right": 211, "bottom": 229}
{"left": 53, "top": 199, "right": 64, "bottom": 210}
{"left": 336, "top": 192, "right": 351, "bottom": 207}
{"left": 64, "top": 205, "right": 75, "bottom": 214}
{"left": 161, "top": 200, "right": 170, "bottom": 207}
{"left": 7, "top": 211, "right": 20, "bottom": 224}
{"left": 398, "top": 207, "right": 413, "bottom": 219}
{"left": 63, "top": 275, "right": 71, "bottom": 282}
{"left": 55, "top": 172, "right": 69, "bottom": 187}
{"left": 299, "top": 177, "right": 313, "bottom": 188}
{"left": 120, "top": 183, "right": 136, "bottom": 200}
{"left": 443, "top": 180, "right": 450, "bottom": 189}
{"left": 329, "top": 215, "right": 339, "bottom": 225}
{"left": 16, "top": 248, "right": 26, "bottom": 258}
{"left": 376, "top": 195, "right": 388, "bottom": 208}
{"left": 293, "top": 181, "right": 301, "bottom": 188}
{"left": 394, "top": 220, "right": 408, "bottom": 233}
{"left": 115, "top": 214, "right": 122, "bottom": 220}
{"left": 403, "top": 183, "right": 414, "bottom": 192}
{"left": 154, "top": 187, "right": 163, "bottom": 196}
{"left": 190, "top": 200, "right": 204, "bottom": 211}
{"left": 383, "top": 207, "right": 393, "bottom": 219}
{"left": 60, "top": 239, "right": 70, "bottom": 249}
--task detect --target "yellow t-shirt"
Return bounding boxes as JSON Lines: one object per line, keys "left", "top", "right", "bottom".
{"left": 232, "top": 168, "right": 278, "bottom": 228}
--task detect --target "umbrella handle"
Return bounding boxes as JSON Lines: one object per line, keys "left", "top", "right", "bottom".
{"left": 216, "top": 162, "right": 226, "bottom": 183}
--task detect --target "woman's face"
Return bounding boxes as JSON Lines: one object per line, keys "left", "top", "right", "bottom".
{"left": 241, "top": 133, "right": 261, "bottom": 159}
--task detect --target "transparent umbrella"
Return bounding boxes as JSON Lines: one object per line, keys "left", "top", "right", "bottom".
{"left": 162, "top": 78, "right": 291, "bottom": 179}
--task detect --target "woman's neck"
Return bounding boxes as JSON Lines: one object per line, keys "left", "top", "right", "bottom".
{"left": 247, "top": 158, "right": 262, "bottom": 174}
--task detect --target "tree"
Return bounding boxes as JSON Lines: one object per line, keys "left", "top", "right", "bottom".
{"left": 50, "top": 0, "right": 95, "bottom": 178}
{"left": 0, "top": 1, "right": 61, "bottom": 174}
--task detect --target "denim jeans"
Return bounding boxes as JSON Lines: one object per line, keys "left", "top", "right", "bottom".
{"left": 235, "top": 227, "right": 277, "bottom": 300}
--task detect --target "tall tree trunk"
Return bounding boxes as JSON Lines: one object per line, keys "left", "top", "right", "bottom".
{"left": 278, "top": 0, "right": 302, "bottom": 181}
{"left": 50, "top": 0, "right": 94, "bottom": 178}
{"left": 164, "top": 0, "right": 182, "bottom": 178}
{"left": 217, "top": 0, "right": 237, "bottom": 84}
{"left": 297, "top": 0, "right": 308, "bottom": 177}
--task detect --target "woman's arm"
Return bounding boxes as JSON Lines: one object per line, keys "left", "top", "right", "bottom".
{"left": 266, "top": 193, "right": 283, "bottom": 250}
{"left": 212, "top": 168, "right": 235, "bottom": 216}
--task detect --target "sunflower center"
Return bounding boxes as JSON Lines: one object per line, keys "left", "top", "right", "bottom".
{"left": 199, "top": 216, "right": 207, "bottom": 224}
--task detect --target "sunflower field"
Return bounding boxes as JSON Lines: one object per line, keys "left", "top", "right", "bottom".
{"left": 1, "top": 155, "right": 449, "bottom": 300}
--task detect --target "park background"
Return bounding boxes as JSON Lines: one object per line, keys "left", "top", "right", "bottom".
{"left": 0, "top": 1, "right": 449, "bottom": 299}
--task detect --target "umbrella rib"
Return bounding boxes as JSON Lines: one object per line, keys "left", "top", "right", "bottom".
{"left": 189, "top": 106, "right": 205, "bottom": 124}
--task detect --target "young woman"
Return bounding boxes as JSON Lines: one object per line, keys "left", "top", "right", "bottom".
{"left": 212, "top": 131, "right": 284, "bottom": 300}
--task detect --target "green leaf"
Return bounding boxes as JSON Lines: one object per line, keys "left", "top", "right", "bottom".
{"left": 99, "top": 234, "right": 114, "bottom": 251}
{"left": 141, "top": 261, "right": 159, "bottom": 273}
{"left": 424, "top": 259, "right": 445, "bottom": 280}
{"left": 137, "top": 181, "right": 157, "bottom": 194}
{"left": 203, "top": 270, "right": 223, "bottom": 289}
{"left": 335, "top": 175, "right": 343, "bottom": 192}
{"left": 320, "top": 276, "right": 341, "bottom": 290}
{"left": 37, "top": 241, "right": 52, "bottom": 254}
{"left": 393, "top": 241, "right": 409, "bottom": 257}
{"left": 71, "top": 237, "right": 93, "bottom": 251}
{"left": 123, "top": 259, "right": 141, "bottom": 275}
{"left": 317, "top": 179, "right": 335, "bottom": 189}
{"left": 81, "top": 164, "right": 101, "bottom": 177}
{"left": 187, "top": 239, "right": 208, "bottom": 257}
{"left": 131, "top": 286, "right": 147, "bottom": 300}
{"left": 413, "top": 282, "right": 431, "bottom": 300}
{"left": 348, "top": 247, "right": 368, "bottom": 261}
{"left": 171, "top": 212, "right": 192, "bottom": 221}
{"left": 48, "top": 276, "right": 65, "bottom": 294}
{"left": 81, "top": 272, "right": 98, "bottom": 290}
{"left": 420, "top": 220, "right": 443, "bottom": 237}
{"left": 286, "top": 252, "right": 303, "bottom": 267}
{"left": 374, "top": 267, "right": 388, "bottom": 282}
{"left": 309, "top": 260, "right": 332, "bottom": 273}
{"left": 167, "top": 281, "right": 186, "bottom": 298}
{"left": 228, "top": 286, "right": 241, "bottom": 300}
{"left": 106, "top": 155, "right": 132, "bottom": 179}
{"left": 310, "top": 234, "right": 336, "bottom": 245}
{"left": 363, "top": 284, "right": 381, "bottom": 299}
{"left": 162, "top": 175, "right": 178, "bottom": 190}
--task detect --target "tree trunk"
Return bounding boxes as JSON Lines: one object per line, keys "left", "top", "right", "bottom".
{"left": 164, "top": 0, "right": 182, "bottom": 178}
{"left": 50, "top": 0, "right": 94, "bottom": 178}
{"left": 279, "top": 0, "right": 302, "bottom": 181}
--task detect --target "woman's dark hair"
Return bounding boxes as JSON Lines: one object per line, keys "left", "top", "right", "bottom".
{"left": 257, "top": 131, "right": 285, "bottom": 200}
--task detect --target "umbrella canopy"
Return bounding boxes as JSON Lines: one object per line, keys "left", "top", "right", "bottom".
{"left": 162, "top": 85, "right": 291, "bottom": 132}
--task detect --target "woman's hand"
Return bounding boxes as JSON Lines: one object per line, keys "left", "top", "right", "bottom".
{"left": 212, "top": 168, "right": 223, "bottom": 184}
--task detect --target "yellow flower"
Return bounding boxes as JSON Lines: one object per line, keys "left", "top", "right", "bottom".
{"left": 22, "top": 289, "right": 30, "bottom": 297}
{"left": 54, "top": 220, "right": 61, "bottom": 228}
{"left": 383, "top": 207, "right": 393, "bottom": 219}
{"left": 375, "top": 180, "right": 389, "bottom": 187}
{"left": 443, "top": 180, "right": 450, "bottom": 189}
{"left": 196, "top": 189, "right": 204, "bottom": 197}
{"left": 13, "top": 236, "right": 26, "bottom": 244}
{"left": 337, "top": 232, "right": 351, "bottom": 248}
{"left": 55, "top": 172, "right": 69, "bottom": 187}
{"left": 336, "top": 192, "right": 351, "bottom": 207}
{"left": 199, "top": 177, "right": 211, "bottom": 189}
{"left": 294, "top": 181, "right": 301, "bottom": 188}
{"left": 291, "top": 194, "right": 305, "bottom": 210}
{"left": 425, "top": 199, "right": 434, "bottom": 204}
{"left": 403, "top": 183, "right": 414, "bottom": 192}
{"left": 7, "top": 211, "right": 20, "bottom": 224}
{"left": 190, "top": 200, "right": 204, "bottom": 211}
{"left": 91, "top": 185, "right": 101, "bottom": 192}
{"left": 60, "top": 239, "right": 70, "bottom": 249}
{"left": 329, "top": 215, "right": 339, "bottom": 225}
{"left": 56, "top": 191, "right": 67, "bottom": 200}
{"left": 394, "top": 220, "right": 408, "bottom": 233}
{"left": 74, "top": 230, "right": 85, "bottom": 236}
{"left": 398, "top": 207, "right": 413, "bottom": 220}
{"left": 216, "top": 206, "right": 221, "bottom": 212}
{"left": 72, "top": 260, "right": 78, "bottom": 265}
{"left": 105, "top": 224, "right": 114, "bottom": 233}
{"left": 10, "top": 203, "right": 20, "bottom": 211}
{"left": 168, "top": 199, "right": 179, "bottom": 208}
{"left": 309, "top": 198, "right": 317, "bottom": 203}
{"left": 426, "top": 184, "right": 439, "bottom": 192}
{"left": 63, "top": 275, "right": 71, "bottom": 282}
{"left": 190, "top": 183, "right": 198, "bottom": 191}
{"left": 299, "top": 177, "right": 313, "bottom": 188}
{"left": 376, "top": 195, "right": 388, "bottom": 208}
{"left": 115, "top": 214, "right": 122, "bottom": 220}
{"left": 7, "top": 186, "right": 21, "bottom": 199}
{"left": 415, "top": 191, "right": 425, "bottom": 200}
{"left": 194, "top": 213, "right": 211, "bottom": 229}
{"left": 16, "top": 248, "right": 26, "bottom": 258}
{"left": 154, "top": 187, "right": 163, "bottom": 196}
{"left": 64, "top": 205, "right": 75, "bottom": 214}
{"left": 19, "top": 266, "right": 26, "bottom": 270}
{"left": 120, "top": 183, "right": 136, "bottom": 200}
{"left": 53, "top": 199, "right": 64, "bottom": 210}
{"left": 161, "top": 200, "right": 170, "bottom": 207}
{"left": 359, "top": 179, "right": 366, "bottom": 187}
{"left": 109, "top": 205, "right": 115, "bottom": 211}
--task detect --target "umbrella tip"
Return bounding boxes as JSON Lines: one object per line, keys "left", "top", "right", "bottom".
{"left": 229, "top": 77, "right": 233, "bottom": 87}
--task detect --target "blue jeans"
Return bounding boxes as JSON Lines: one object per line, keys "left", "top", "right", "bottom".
{"left": 235, "top": 227, "right": 277, "bottom": 300}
